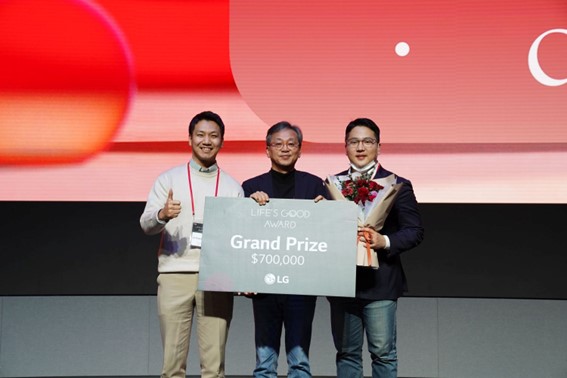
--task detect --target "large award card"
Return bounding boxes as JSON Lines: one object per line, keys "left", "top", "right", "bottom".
{"left": 198, "top": 197, "right": 358, "bottom": 297}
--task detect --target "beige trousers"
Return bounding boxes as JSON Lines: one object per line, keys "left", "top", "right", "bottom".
{"left": 157, "top": 273, "right": 233, "bottom": 378}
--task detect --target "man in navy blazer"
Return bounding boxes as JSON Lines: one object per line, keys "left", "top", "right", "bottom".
{"left": 242, "top": 121, "right": 328, "bottom": 378}
{"left": 328, "top": 118, "right": 424, "bottom": 378}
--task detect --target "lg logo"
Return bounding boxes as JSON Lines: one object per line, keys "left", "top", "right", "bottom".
{"left": 528, "top": 28, "right": 567, "bottom": 87}
{"left": 264, "top": 273, "right": 290, "bottom": 285}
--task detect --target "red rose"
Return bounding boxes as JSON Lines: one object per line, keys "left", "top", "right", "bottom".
{"left": 355, "top": 187, "right": 369, "bottom": 204}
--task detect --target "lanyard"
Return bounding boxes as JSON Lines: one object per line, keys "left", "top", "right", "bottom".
{"left": 187, "top": 163, "right": 220, "bottom": 216}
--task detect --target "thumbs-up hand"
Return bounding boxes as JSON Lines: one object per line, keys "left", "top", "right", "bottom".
{"left": 159, "top": 189, "right": 182, "bottom": 222}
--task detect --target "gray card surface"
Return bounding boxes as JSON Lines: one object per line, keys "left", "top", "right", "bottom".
{"left": 198, "top": 197, "right": 359, "bottom": 297}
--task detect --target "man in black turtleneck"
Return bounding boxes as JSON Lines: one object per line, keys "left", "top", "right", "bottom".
{"left": 242, "top": 121, "right": 328, "bottom": 378}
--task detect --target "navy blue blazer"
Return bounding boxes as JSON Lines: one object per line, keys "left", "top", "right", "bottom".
{"left": 336, "top": 165, "right": 424, "bottom": 300}
{"left": 242, "top": 170, "right": 328, "bottom": 200}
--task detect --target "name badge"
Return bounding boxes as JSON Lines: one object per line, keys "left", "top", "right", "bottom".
{"left": 190, "top": 222, "right": 203, "bottom": 249}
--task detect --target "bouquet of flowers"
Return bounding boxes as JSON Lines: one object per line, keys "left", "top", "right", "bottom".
{"left": 326, "top": 173, "right": 403, "bottom": 269}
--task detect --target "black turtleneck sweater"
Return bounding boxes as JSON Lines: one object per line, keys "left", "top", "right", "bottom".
{"left": 270, "top": 169, "right": 295, "bottom": 199}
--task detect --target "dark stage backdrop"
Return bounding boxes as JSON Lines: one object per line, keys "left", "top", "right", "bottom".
{"left": 1, "top": 201, "right": 566, "bottom": 299}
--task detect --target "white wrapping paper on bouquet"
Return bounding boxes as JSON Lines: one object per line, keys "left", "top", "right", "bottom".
{"left": 325, "top": 174, "right": 403, "bottom": 269}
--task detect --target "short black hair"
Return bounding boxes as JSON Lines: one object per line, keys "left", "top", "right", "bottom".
{"left": 188, "top": 111, "right": 225, "bottom": 138}
{"left": 266, "top": 121, "right": 303, "bottom": 146}
{"left": 345, "top": 118, "right": 380, "bottom": 142}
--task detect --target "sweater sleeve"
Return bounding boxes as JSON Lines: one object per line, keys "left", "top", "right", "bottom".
{"left": 140, "top": 172, "right": 170, "bottom": 235}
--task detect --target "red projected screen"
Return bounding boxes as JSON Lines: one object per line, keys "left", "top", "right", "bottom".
{"left": 0, "top": 0, "right": 566, "bottom": 203}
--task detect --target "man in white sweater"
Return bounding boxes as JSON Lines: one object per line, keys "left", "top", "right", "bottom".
{"left": 140, "top": 111, "right": 244, "bottom": 378}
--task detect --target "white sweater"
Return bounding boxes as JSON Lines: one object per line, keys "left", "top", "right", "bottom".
{"left": 140, "top": 162, "right": 244, "bottom": 273}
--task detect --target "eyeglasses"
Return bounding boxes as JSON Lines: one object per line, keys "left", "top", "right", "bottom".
{"left": 346, "top": 138, "right": 378, "bottom": 148}
{"left": 268, "top": 141, "right": 299, "bottom": 150}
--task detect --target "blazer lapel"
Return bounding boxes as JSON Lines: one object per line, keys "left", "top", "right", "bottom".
{"left": 373, "top": 165, "right": 393, "bottom": 180}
